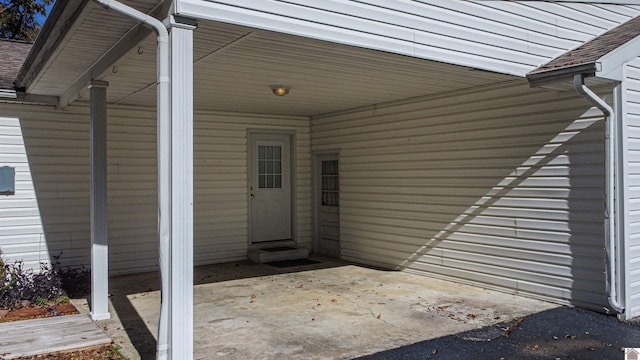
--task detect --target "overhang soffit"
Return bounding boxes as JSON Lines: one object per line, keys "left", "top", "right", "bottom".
{"left": 23, "top": 0, "right": 164, "bottom": 97}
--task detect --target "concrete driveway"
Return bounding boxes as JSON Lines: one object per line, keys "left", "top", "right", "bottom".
{"left": 73, "top": 256, "right": 558, "bottom": 359}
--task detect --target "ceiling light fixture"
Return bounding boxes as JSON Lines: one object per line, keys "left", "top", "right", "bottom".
{"left": 270, "top": 85, "right": 291, "bottom": 96}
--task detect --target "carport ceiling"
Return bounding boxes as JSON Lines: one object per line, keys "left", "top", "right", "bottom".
{"left": 37, "top": 7, "right": 514, "bottom": 117}
{"left": 98, "top": 20, "right": 513, "bottom": 117}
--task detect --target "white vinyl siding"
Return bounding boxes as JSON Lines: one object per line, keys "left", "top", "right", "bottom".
{"left": 312, "top": 80, "right": 608, "bottom": 310}
{"left": 0, "top": 103, "right": 311, "bottom": 275}
{"left": 622, "top": 57, "right": 640, "bottom": 319}
{"left": 177, "top": 0, "right": 640, "bottom": 76}
{"left": 0, "top": 114, "right": 49, "bottom": 269}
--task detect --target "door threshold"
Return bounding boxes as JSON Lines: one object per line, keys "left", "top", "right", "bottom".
{"left": 248, "top": 239, "right": 296, "bottom": 250}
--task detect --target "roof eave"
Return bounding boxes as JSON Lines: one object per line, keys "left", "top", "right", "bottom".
{"left": 13, "top": 0, "right": 90, "bottom": 92}
{"left": 528, "top": 32, "right": 640, "bottom": 90}
{"left": 526, "top": 62, "right": 599, "bottom": 89}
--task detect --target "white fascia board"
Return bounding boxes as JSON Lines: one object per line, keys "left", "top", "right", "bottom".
{"left": 175, "top": 0, "right": 531, "bottom": 77}
{"left": 0, "top": 90, "right": 17, "bottom": 100}
{"left": 597, "top": 36, "right": 640, "bottom": 82}
{"left": 0, "top": 90, "right": 58, "bottom": 105}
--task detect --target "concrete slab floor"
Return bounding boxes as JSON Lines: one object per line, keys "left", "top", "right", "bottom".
{"left": 73, "top": 256, "right": 558, "bottom": 359}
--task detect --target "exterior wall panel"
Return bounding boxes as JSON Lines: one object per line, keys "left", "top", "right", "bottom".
{"left": 622, "top": 57, "right": 640, "bottom": 319}
{"left": 0, "top": 109, "right": 87, "bottom": 269}
{"left": 177, "top": 0, "right": 640, "bottom": 76}
{"left": 312, "top": 80, "right": 608, "bottom": 310}
{"left": 0, "top": 103, "right": 311, "bottom": 275}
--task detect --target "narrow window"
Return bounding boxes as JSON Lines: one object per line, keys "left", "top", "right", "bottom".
{"left": 321, "top": 160, "right": 339, "bottom": 206}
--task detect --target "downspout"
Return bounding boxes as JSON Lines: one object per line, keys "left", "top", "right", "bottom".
{"left": 91, "top": 0, "right": 171, "bottom": 358}
{"left": 573, "top": 74, "right": 625, "bottom": 315}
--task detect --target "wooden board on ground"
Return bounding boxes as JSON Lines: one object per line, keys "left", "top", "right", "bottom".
{"left": 0, "top": 314, "right": 111, "bottom": 359}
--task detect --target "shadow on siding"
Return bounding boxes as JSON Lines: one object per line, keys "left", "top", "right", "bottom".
{"left": 388, "top": 106, "right": 607, "bottom": 310}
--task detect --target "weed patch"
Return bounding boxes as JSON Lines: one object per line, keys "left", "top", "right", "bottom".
{"left": 0, "top": 253, "right": 90, "bottom": 310}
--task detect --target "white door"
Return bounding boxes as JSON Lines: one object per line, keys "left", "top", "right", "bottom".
{"left": 249, "top": 133, "right": 292, "bottom": 243}
{"left": 317, "top": 154, "right": 340, "bottom": 257}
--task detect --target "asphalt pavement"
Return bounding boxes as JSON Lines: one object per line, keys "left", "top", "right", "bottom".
{"left": 355, "top": 307, "right": 640, "bottom": 360}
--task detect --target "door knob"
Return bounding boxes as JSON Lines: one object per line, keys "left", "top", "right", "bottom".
{"left": 250, "top": 193, "right": 255, "bottom": 199}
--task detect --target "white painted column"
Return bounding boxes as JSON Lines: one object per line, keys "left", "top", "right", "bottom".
{"left": 166, "top": 16, "right": 196, "bottom": 359}
{"left": 89, "top": 80, "right": 110, "bottom": 321}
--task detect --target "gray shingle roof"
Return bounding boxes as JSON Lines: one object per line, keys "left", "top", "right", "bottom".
{"left": 0, "top": 39, "right": 32, "bottom": 90}
{"left": 530, "top": 15, "right": 640, "bottom": 75}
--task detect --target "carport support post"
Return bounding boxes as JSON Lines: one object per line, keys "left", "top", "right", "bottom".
{"left": 165, "top": 16, "right": 196, "bottom": 359}
{"left": 89, "top": 80, "right": 110, "bottom": 321}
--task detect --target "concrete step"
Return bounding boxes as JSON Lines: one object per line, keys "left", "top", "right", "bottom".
{"left": 248, "top": 246, "right": 309, "bottom": 264}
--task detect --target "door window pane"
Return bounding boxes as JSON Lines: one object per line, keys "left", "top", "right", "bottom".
{"left": 258, "top": 145, "right": 283, "bottom": 189}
